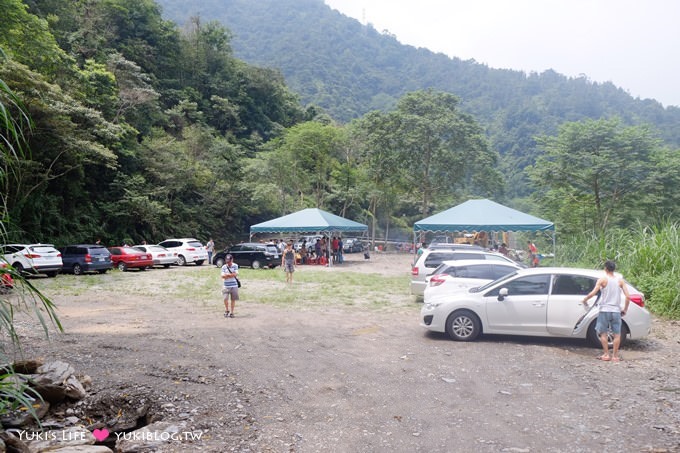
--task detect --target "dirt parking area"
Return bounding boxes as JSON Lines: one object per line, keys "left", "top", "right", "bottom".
{"left": 14, "top": 253, "right": 680, "bottom": 452}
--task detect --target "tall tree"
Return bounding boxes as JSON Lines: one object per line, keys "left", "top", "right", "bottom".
{"left": 529, "top": 118, "right": 662, "bottom": 234}
{"left": 259, "top": 121, "right": 344, "bottom": 213}
{"left": 356, "top": 90, "right": 501, "bottom": 217}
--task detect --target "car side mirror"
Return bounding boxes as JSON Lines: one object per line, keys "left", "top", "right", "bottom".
{"left": 498, "top": 288, "right": 508, "bottom": 301}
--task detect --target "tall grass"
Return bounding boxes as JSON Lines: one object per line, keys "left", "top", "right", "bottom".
{"left": 556, "top": 221, "right": 680, "bottom": 318}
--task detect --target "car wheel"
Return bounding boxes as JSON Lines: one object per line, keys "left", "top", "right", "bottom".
{"left": 177, "top": 255, "right": 187, "bottom": 266}
{"left": 73, "top": 264, "right": 83, "bottom": 275}
{"left": 13, "top": 263, "right": 24, "bottom": 276}
{"left": 251, "top": 260, "right": 261, "bottom": 269}
{"left": 195, "top": 260, "right": 204, "bottom": 266}
{"left": 587, "top": 321, "right": 629, "bottom": 348}
{"left": 445, "top": 310, "right": 481, "bottom": 341}
{"left": 117, "top": 262, "right": 127, "bottom": 272}
{"left": 214, "top": 257, "right": 225, "bottom": 267}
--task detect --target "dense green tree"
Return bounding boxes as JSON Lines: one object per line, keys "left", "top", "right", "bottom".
{"left": 356, "top": 90, "right": 501, "bottom": 217}
{"left": 257, "top": 121, "right": 345, "bottom": 213}
{"left": 529, "top": 118, "right": 662, "bottom": 234}
{"left": 351, "top": 111, "right": 403, "bottom": 242}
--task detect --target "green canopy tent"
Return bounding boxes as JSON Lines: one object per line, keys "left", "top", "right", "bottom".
{"left": 250, "top": 208, "right": 368, "bottom": 266}
{"left": 413, "top": 199, "right": 555, "bottom": 257}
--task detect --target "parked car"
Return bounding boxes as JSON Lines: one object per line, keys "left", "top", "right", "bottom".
{"left": 294, "top": 235, "right": 322, "bottom": 251}
{"left": 157, "top": 238, "right": 208, "bottom": 266}
{"left": 214, "top": 242, "right": 280, "bottom": 269}
{"left": 107, "top": 246, "right": 154, "bottom": 271}
{"left": 0, "top": 263, "right": 14, "bottom": 291}
{"left": 133, "top": 244, "right": 177, "bottom": 268}
{"left": 0, "top": 244, "right": 63, "bottom": 277}
{"left": 411, "top": 248, "right": 521, "bottom": 297}
{"left": 423, "top": 259, "right": 523, "bottom": 303}
{"left": 420, "top": 267, "right": 651, "bottom": 347}
{"left": 342, "top": 238, "right": 365, "bottom": 253}
{"left": 59, "top": 244, "right": 113, "bottom": 275}
{"left": 426, "top": 243, "right": 484, "bottom": 251}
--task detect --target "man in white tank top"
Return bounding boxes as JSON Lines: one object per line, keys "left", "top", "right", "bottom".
{"left": 582, "top": 260, "right": 631, "bottom": 362}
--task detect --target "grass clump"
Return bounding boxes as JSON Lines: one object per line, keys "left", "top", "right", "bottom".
{"left": 556, "top": 221, "right": 680, "bottom": 318}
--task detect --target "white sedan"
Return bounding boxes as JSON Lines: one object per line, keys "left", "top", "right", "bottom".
{"left": 133, "top": 245, "right": 177, "bottom": 268}
{"left": 421, "top": 267, "right": 651, "bottom": 346}
{"left": 423, "top": 259, "right": 523, "bottom": 304}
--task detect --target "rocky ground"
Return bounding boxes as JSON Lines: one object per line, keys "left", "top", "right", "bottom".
{"left": 6, "top": 253, "right": 680, "bottom": 452}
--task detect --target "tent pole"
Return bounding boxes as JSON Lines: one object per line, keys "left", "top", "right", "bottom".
{"left": 413, "top": 230, "right": 417, "bottom": 262}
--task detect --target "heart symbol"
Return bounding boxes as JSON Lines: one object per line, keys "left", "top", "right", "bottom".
{"left": 92, "top": 428, "right": 109, "bottom": 442}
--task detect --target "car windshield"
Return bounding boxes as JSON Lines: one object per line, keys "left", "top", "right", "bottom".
{"left": 265, "top": 245, "right": 278, "bottom": 254}
{"left": 469, "top": 270, "right": 520, "bottom": 293}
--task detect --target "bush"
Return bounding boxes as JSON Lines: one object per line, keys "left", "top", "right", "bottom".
{"left": 556, "top": 221, "right": 680, "bottom": 319}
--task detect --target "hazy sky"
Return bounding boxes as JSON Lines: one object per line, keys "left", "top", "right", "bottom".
{"left": 324, "top": 0, "right": 679, "bottom": 107}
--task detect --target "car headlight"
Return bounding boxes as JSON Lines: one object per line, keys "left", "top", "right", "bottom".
{"left": 423, "top": 302, "right": 443, "bottom": 310}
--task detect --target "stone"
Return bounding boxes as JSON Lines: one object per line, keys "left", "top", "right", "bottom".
{"left": 0, "top": 400, "right": 50, "bottom": 428}
{"left": 31, "top": 361, "right": 76, "bottom": 403}
{"left": 34, "top": 362, "right": 75, "bottom": 385}
{"left": 44, "top": 446, "right": 113, "bottom": 452}
{"left": 63, "top": 376, "right": 87, "bottom": 401}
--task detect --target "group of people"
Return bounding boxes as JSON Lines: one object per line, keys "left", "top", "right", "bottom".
{"left": 277, "top": 236, "right": 345, "bottom": 266}
{"left": 219, "top": 235, "right": 347, "bottom": 318}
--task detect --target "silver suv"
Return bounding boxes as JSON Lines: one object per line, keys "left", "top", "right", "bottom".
{"left": 411, "top": 247, "right": 520, "bottom": 297}
{"left": 1, "top": 243, "right": 63, "bottom": 277}
{"left": 157, "top": 238, "right": 208, "bottom": 266}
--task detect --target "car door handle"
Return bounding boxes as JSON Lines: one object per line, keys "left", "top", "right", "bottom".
{"left": 532, "top": 302, "right": 545, "bottom": 307}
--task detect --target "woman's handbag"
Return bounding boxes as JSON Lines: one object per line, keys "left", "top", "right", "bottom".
{"left": 227, "top": 265, "right": 241, "bottom": 287}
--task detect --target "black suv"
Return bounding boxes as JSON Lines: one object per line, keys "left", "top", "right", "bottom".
{"left": 59, "top": 244, "right": 113, "bottom": 275}
{"left": 213, "top": 243, "right": 280, "bottom": 269}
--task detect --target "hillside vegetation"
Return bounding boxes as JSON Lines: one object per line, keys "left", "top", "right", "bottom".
{"left": 157, "top": 0, "right": 680, "bottom": 197}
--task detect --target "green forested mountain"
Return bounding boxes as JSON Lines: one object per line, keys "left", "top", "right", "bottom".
{"left": 1, "top": 0, "right": 678, "bottom": 249}
{"left": 156, "top": 0, "right": 680, "bottom": 196}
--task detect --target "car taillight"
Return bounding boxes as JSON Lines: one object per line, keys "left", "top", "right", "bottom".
{"left": 429, "top": 275, "right": 446, "bottom": 287}
{"left": 84, "top": 254, "right": 92, "bottom": 263}
{"left": 186, "top": 247, "right": 196, "bottom": 251}
{"left": 411, "top": 266, "right": 419, "bottom": 276}
{"left": 24, "top": 253, "right": 41, "bottom": 258}
{"left": 630, "top": 294, "right": 645, "bottom": 308}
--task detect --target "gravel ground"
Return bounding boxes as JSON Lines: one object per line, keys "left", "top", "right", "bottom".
{"left": 11, "top": 253, "right": 680, "bottom": 452}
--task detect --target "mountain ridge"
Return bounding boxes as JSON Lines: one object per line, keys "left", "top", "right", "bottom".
{"left": 156, "top": 0, "right": 680, "bottom": 195}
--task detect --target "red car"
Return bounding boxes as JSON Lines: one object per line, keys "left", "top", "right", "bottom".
{"left": 107, "top": 246, "right": 154, "bottom": 271}
{"left": 0, "top": 262, "right": 14, "bottom": 291}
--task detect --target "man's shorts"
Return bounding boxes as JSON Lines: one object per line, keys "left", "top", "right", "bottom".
{"left": 284, "top": 261, "right": 295, "bottom": 273}
{"left": 222, "top": 286, "right": 239, "bottom": 299}
{"left": 596, "top": 311, "right": 621, "bottom": 335}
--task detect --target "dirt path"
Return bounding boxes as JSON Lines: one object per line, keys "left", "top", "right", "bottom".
{"left": 15, "top": 253, "right": 680, "bottom": 452}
